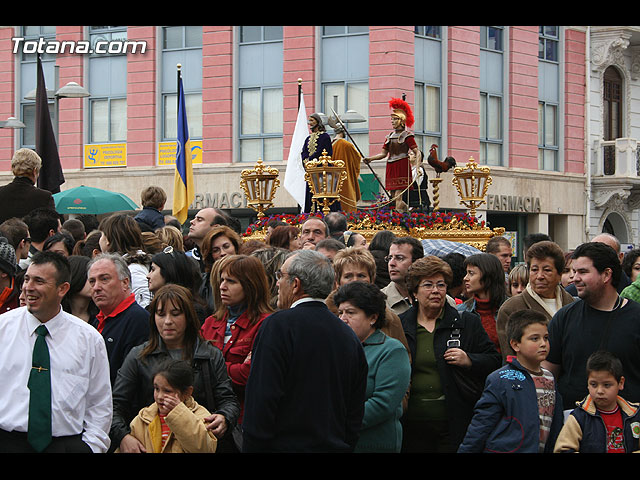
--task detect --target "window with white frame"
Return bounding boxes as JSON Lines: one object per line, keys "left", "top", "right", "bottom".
{"left": 320, "top": 26, "right": 369, "bottom": 155}
{"left": 238, "top": 26, "right": 283, "bottom": 163}
{"left": 161, "top": 26, "right": 202, "bottom": 141}
{"left": 88, "top": 26, "right": 127, "bottom": 143}
{"left": 538, "top": 26, "right": 560, "bottom": 170}
{"left": 479, "top": 26, "right": 504, "bottom": 166}
{"left": 414, "top": 26, "right": 442, "bottom": 154}
{"left": 18, "top": 26, "right": 57, "bottom": 148}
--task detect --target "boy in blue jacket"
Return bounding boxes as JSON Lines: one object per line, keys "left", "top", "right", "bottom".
{"left": 554, "top": 350, "right": 640, "bottom": 453}
{"left": 458, "top": 310, "right": 564, "bottom": 453}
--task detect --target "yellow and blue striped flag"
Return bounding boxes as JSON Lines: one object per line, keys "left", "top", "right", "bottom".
{"left": 172, "top": 67, "right": 195, "bottom": 224}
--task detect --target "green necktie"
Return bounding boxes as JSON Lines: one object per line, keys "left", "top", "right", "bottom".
{"left": 28, "top": 324, "right": 52, "bottom": 453}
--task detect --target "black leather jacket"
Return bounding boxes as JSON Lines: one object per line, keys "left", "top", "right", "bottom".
{"left": 110, "top": 337, "right": 240, "bottom": 449}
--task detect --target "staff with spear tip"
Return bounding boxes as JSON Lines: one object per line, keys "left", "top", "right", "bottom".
{"left": 329, "top": 106, "right": 391, "bottom": 201}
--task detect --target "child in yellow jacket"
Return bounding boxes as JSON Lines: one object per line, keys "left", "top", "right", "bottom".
{"left": 124, "top": 359, "right": 217, "bottom": 453}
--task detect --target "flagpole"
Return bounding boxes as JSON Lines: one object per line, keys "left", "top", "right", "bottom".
{"left": 296, "top": 78, "right": 303, "bottom": 213}
{"left": 177, "top": 63, "right": 181, "bottom": 116}
{"left": 172, "top": 63, "right": 195, "bottom": 225}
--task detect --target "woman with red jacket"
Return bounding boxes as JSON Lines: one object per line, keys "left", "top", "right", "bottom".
{"left": 200, "top": 254, "right": 273, "bottom": 451}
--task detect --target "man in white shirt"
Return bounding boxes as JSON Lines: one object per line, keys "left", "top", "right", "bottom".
{"left": 0, "top": 251, "right": 112, "bottom": 453}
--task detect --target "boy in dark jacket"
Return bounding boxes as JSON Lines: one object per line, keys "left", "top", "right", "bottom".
{"left": 554, "top": 350, "right": 640, "bottom": 453}
{"left": 134, "top": 186, "right": 166, "bottom": 232}
{"left": 458, "top": 310, "right": 564, "bottom": 453}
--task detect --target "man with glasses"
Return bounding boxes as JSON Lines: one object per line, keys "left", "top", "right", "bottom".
{"left": 382, "top": 236, "right": 424, "bottom": 315}
{"left": 243, "top": 249, "right": 368, "bottom": 452}
{"left": 20, "top": 207, "right": 62, "bottom": 271}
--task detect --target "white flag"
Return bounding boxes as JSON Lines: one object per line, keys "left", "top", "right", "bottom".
{"left": 284, "top": 93, "right": 309, "bottom": 210}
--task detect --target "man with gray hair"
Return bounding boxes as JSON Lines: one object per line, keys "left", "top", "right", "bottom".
{"left": 0, "top": 148, "right": 55, "bottom": 224}
{"left": 242, "top": 249, "right": 368, "bottom": 452}
{"left": 87, "top": 253, "right": 149, "bottom": 385}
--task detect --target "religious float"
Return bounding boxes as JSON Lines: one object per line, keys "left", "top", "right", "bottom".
{"left": 239, "top": 151, "right": 505, "bottom": 252}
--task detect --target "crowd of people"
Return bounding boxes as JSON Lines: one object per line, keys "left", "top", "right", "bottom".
{"left": 1, "top": 147, "right": 640, "bottom": 454}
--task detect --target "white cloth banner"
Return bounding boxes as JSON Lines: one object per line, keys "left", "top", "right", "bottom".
{"left": 284, "top": 93, "right": 309, "bottom": 211}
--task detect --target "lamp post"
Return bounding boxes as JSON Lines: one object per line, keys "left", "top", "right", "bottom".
{"left": 0, "top": 117, "right": 26, "bottom": 129}
{"left": 239, "top": 158, "right": 280, "bottom": 219}
{"left": 304, "top": 149, "right": 347, "bottom": 215}
{"left": 451, "top": 156, "right": 492, "bottom": 218}
{"left": 24, "top": 66, "right": 91, "bottom": 141}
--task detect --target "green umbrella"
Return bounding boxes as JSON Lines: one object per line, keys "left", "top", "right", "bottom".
{"left": 53, "top": 185, "right": 138, "bottom": 215}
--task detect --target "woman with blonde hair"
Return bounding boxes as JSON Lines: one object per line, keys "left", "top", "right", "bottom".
{"left": 156, "top": 225, "right": 184, "bottom": 252}
{"left": 200, "top": 254, "right": 273, "bottom": 451}
{"left": 249, "top": 246, "right": 289, "bottom": 309}
{"left": 507, "top": 263, "right": 529, "bottom": 297}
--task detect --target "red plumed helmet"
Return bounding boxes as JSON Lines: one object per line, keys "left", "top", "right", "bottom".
{"left": 389, "top": 97, "right": 414, "bottom": 128}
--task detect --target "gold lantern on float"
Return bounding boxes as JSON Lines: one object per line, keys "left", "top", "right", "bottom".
{"left": 452, "top": 157, "right": 492, "bottom": 218}
{"left": 239, "top": 158, "right": 280, "bottom": 218}
{"left": 304, "top": 150, "right": 347, "bottom": 215}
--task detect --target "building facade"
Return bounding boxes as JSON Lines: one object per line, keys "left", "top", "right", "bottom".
{"left": 586, "top": 26, "right": 640, "bottom": 253}
{"left": 0, "top": 26, "right": 597, "bottom": 257}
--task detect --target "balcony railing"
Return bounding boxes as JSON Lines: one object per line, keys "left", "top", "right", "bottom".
{"left": 595, "top": 138, "right": 639, "bottom": 177}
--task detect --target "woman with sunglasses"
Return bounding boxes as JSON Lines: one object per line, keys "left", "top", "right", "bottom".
{"left": 200, "top": 254, "right": 274, "bottom": 451}
{"left": 146, "top": 246, "right": 209, "bottom": 322}
{"left": 399, "top": 256, "right": 500, "bottom": 453}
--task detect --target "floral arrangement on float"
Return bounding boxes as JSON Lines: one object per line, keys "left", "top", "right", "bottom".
{"left": 240, "top": 154, "right": 505, "bottom": 251}
{"left": 243, "top": 206, "right": 504, "bottom": 251}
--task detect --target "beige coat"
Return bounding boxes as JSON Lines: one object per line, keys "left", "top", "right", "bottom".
{"left": 496, "top": 285, "right": 575, "bottom": 362}
{"left": 124, "top": 396, "right": 217, "bottom": 453}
